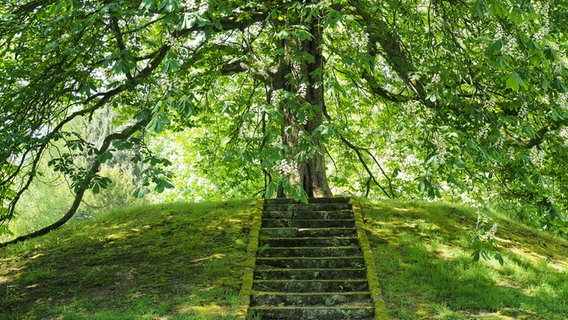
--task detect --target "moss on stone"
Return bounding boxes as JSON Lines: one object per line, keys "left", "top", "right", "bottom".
{"left": 236, "top": 199, "right": 264, "bottom": 320}
{"left": 351, "top": 198, "right": 392, "bottom": 320}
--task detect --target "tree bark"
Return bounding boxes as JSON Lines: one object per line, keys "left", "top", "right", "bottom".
{"left": 273, "top": 12, "right": 332, "bottom": 198}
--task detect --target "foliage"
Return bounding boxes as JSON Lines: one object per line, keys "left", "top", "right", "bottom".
{"left": 1, "top": 0, "right": 567, "bottom": 239}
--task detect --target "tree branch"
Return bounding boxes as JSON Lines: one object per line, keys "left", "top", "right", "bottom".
{"left": 1, "top": 118, "right": 150, "bottom": 247}
{"left": 336, "top": 132, "right": 392, "bottom": 198}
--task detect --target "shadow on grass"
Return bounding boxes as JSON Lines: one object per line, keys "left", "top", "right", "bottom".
{"left": 0, "top": 200, "right": 258, "bottom": 320}
{"left": 362, "top": 200, "right": 568, "bottom": 320}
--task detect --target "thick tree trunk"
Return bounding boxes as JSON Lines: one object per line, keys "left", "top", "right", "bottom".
{"left": 274, "top": 12, "right": 332, "bottom": 198}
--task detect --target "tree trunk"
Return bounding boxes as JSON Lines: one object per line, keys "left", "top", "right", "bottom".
{"left": 273, "top": 12, "right": 332, "bottom": 198}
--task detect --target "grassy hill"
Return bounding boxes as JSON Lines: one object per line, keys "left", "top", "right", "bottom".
{"left": 1, "top": 199, "right": 567, "bottom": 319}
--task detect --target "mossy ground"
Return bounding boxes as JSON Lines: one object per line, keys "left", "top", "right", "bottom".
{"left": 1, "top": 198, "right": 567, "bottom": 319}
{"left": 0, "top": 200, "right": 258, "bottom": 320}
{"left": 362, "top": 199, "right": 568, "bottom": 319}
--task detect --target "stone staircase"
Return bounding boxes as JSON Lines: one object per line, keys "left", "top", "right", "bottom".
{"left": 246, "top": 197, "right": 377, "bottom": 320}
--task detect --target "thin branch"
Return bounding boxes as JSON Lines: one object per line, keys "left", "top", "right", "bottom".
{"left": 337, "top": 132, "right": 391, "bottom": 198}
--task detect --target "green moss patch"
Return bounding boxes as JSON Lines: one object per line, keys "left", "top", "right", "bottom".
{"left": 362, "top": 199, "right": 568, "bottom": 320}
{"left": 0, "top": 200, "right": 259, "bottom": 320}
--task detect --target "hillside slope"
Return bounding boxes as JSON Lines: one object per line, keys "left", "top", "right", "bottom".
{"left": 0, "top": 200, "right": 258, "bottom": 320}
{"left": 361, "top": 199, "right": 568, "bottom": 320}
{"left": 1, "top": 199, "right": 567, "bottom": 319}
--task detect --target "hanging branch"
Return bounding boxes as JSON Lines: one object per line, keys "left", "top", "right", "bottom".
{"left": 363, "top": 149, "right": 396, "bottom": 198}
{"left": 1, "top": 118, "right": 150, "bottom": 247}
{"left": 336, "top": 132, "right": 392, "bottom": 198}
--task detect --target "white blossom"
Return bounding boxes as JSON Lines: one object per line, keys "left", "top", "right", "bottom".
{"left": 503, "top": 37, "right": 517, "bottom": 56}
{"left": 431, "top": 73, "right": 440, "bottom": 84}
{"left": 530, "top": 147, "right": 545, "bottom": 168}
{"left": 279, "top": 159, "right": 296, "bottom": 177}
{"left": 533, "top": 2, "right": 550, "bottom": 16}
{"left": 534, "top": 25, "right": 549, "bottom": 41}
{"left": 477, "top": 125, "right": 489, "bottom": 140}
{"left": 518, "top": 103, "right": 528, "bottom": 119}
{"left": 559, "top": 92, "right": 568, "bottom": 110}
{"left": 548, "top": 195, "right": 556, "bottom": 204}
{"left": 495, "top": 25, "right": 505, "bottom": 39}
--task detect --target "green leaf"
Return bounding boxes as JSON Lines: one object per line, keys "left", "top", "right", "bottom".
{"left": 91, "top": 176, "right": 112, "bottom": 194}
{"left": 506, "top": 72, "right": 522, "bottom": 91}
{"left": 392, "top": 168, "right": 400, "bottom": 178}
{"left": 418, "top": 179, "right": 426, "bottom": 192}
{"left": 147, "top": 113, "right": 170, "bottom": 133}
{"left": 266, "top": 181, "right": 278, "bottom": 198}
{"left": 155, "top": 179, "right": 174, "bottom": 193}
{"left": 494, "top": 253, "right": 504, "bottom": 265}
{"left": 158, "top": 0, "right": 180, "bottom": 13}
{"left": 133, "top": 186, "right": 151, "bottom": 198}
{"left": 139, "top": 0, "right": 155, "bottom": 10}
{"left": 292, "top": 185, "right": 308, "bottom": 203}
{"left": 472, "top": 250, "right": 481, "bottom": 262}
{"left": 473, "top": 0, "right": 486, "bottom": 18}
{"left": 544, "top": 47, "right": 557, "bottom": 61}
{"left": 98, "top": 151, "right": 113, "bottom": 164}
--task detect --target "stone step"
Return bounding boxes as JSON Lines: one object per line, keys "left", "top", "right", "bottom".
{"left": 254, "top": 268, "right": 367, "bottom": 280}
{"left": 251, "top": 291, "right": 372, "bottom": 306}
{"left": 262, "top": 209, "right": 354, "bottom": 220}
{"left": 253, "top": 279, "right": 370, "bottom": 292}
{"left": 259, "top": 236, "right": 359, "bottom": 247}
{"left": 264, "top": 197, "right": 350, "bottom": 205}
{"left": 256, "top": 256, "right": 365, "bottom": 269}
{"left": 248, "top": 305, "right": 374, "bottom": 320}
{"left": 257, "top": 246, "right": 361, "bottom": 257}
{"left": 260, "top": 227, "right": 357, "bottom": 238}
{"left": 264, "top": 202, "right": 352, "bottom": 212}
{"left": 262, "top": 218, "right": 355, "bottom": 228}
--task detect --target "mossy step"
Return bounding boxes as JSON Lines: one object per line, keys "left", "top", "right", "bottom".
{"left": 256, "top": 256, "right": 365, "bottom": 269}
{"left": 260, "top": 227, "right": 357, "bottom": 238}
{"left": 262, "top": 218, "right": 355, "bottom": 228}
{"left": 248, "top": 305, "right": 374, "bottom": 320}
{"left": 262, "top": 209, "right": 354, "bottom": 220}
{"left": 264, "top": 202, "right": 352, "bottom": 212}
{"left": 257, "top": 246, "right": 361, "bottom": 257}
{"left": 264, "top": 197, "right": 350, "bottom": 205}
{"left": 254, "top": 268, "right": 367, "bottom": 280}
{"left": 253, "top": 279, "right": 369, "bottom": 292}
{"left": 251, "top": 291, "right": 372, "bottom": 306}
{"left": 259, "top": 236, "right": 359, "bottom": 247}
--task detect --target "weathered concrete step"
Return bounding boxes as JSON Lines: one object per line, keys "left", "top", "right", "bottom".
{"left": 251, "top": 291, "right": 372, "bottom": 306}
{"left": 263, "top": 209, "right": 354, "bottom": 220}
{"left": 260, "top": 227, "right": 357, "bottom": 238}
{"left": 248, "top": 305, "right": 374, "bottom": 320}
{"left": 254, "top": 268, "right": 367, "bottom": 280}
{"left": 257, "top": 246, "right": 361, "bottom": 257}
{"left": 265, "top": 197, "right": 350, "bottom": 205}
{"left": 253, "top": 279, "right": 369, "bottom": 292}
{"left": 259, "top": 236, "right": 359, "bottom": 247}
{"left": 262, "top": 218, "right": 355, "bottom": 228}
{"left": 256, "top": 256, "right": 365, "bottom": 269}
{"left": 264, "top": 202, "right": 352, "bottom": 212}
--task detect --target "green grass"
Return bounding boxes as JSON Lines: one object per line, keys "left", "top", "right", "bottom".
{"left": 1, "top": 198, "right": 567, "bottom": 319}
{"left": 0, "top": 200, "right": 259, "bottom": 320}
{"left": 361, "top": 199, "right": 568, "bottom": 319}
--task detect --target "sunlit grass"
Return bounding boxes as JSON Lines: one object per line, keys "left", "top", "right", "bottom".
{"left": 2, "top": 198, "right": 566, "bottom": 319}
{"left": 362, "top": 199, "right": 568, "bottom": 320}
{"left": 0, "top": 199, "right": 258, "bottom": 320}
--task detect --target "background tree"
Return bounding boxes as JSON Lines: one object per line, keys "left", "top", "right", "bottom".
{"left": 1, "top": 0, "right": 567, "bottom": 244}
